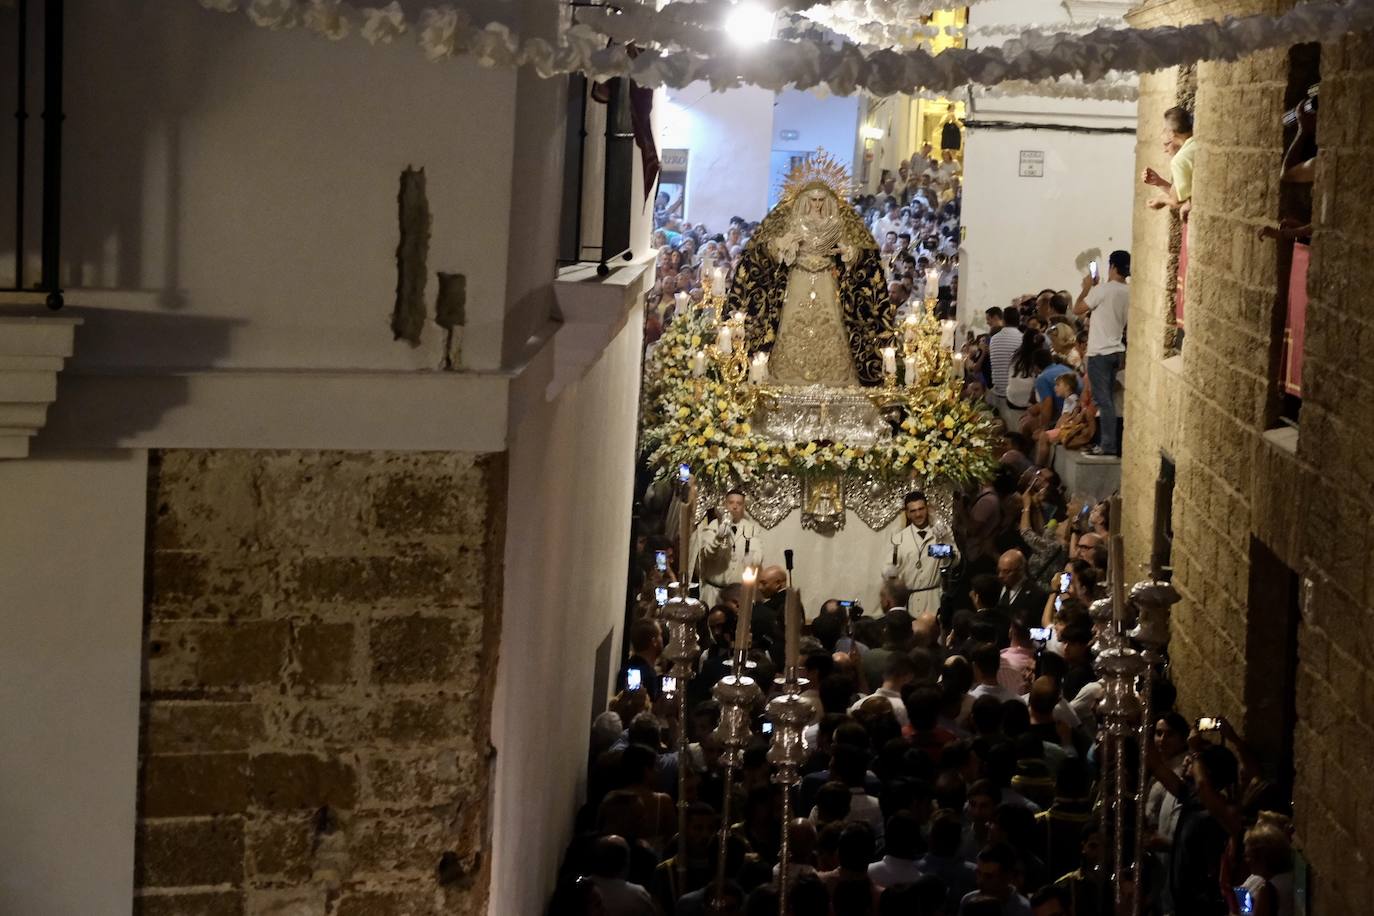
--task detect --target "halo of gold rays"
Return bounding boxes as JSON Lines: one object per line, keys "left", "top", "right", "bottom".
{"left": 778, "top": 149, "right": 854, "bottom": 205}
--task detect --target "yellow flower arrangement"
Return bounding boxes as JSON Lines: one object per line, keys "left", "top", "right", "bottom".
{"left": 641, "top": 308, "right": 1000, "bottom": 487}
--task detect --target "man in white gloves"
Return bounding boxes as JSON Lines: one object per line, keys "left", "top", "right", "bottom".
{"left": 882, "top": 490, "right": 957, "bottom": 617}
{"left": 697, "top": 488, "right": 763, "bottom": 608}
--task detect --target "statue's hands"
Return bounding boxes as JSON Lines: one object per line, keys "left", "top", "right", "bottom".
{"left": 773, "top": 232, "right": 800, "bottom": 265}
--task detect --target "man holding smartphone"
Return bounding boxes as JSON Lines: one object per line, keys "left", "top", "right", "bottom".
{"left": 696, "top": 488, "right": 763, "bottom": 608}
{"left": 1074, "top": 249, "right": 1130, "bottom": 457}
{"left": 883, "top": 490, "right": 958, "bottom": 617}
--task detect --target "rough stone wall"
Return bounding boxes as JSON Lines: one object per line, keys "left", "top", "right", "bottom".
{"left": 1123, "top": 2, "right": 1374, "bottom": 908}
{"left": 135, "top": 450, "right": 506, "bottom": 916}
{"left": 1288, "top": 33, "right": 1374, "bottom": 915}
{"left": 1157, "top": 45, "right": 1292, "bottom": 721}
{"left": 1119, "top": 64, "right": 1185, "bottom": 579}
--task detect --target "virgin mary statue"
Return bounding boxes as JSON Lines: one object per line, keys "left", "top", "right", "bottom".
{"left": 725, "top": 153, "right": 891, "bottom": 386}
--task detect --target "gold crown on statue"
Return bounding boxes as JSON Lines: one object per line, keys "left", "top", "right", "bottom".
{"left": 778, "top": 149, "right": 854, "bottom": 204}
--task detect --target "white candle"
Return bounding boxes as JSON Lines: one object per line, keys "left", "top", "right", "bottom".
{"left": 925, "top": 268, "right": 942, "bottom": 299}
{"left": 750, "top": 352, "right": 770, "bottom": 383}
{"left": 693, "top": 350, "right": 707, "bottom": 377}
{"left": 675, "top": 291, "right": 688, "bottom": 311}
{"left": 941, "top": 319, "right": 957, "bottom": 350}
{"left": 713, "top": 266, "right": 728, "bottom": 290}
{"left": 903, "top": 355, "right": 918, "bottom": 387}
{"left": 717, "top": 325, "right": 733, "bottom": 352}
{"left": 882, "top": 346, "right": 898, "bottom": 377}
{"left": 736, "top": 566, "right": 757, "bottom": 650}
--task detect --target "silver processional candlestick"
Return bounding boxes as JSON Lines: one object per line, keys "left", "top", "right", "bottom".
{"left": 1090, "top": 493, "right": 1179, "bottom": 916}
{"left": 665, "top": 473, "right": 707, "bottom": 900}
{"left": 1126, "top": 572, "right": 1178, "bottom": 916}
{"left": 766, "top": 548, "right": 809, "bottom": 916}
{"left": 709, "top": 564, "right": 761, "bottom": 912}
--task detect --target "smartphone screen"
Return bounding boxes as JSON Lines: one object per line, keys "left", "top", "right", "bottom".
{"left": 1089, "top": 260, "right": 1099, "bottom": 281}
{"left": 655, "top": 550, "right": 668, "bottom": 572}
{"left": 678, "top": 463, "right": 691, "bottom": 482}
{"left": 1235, "top": 887, "right": 1254, "bottom": 915}
{"left": 655, "top": 586, "right": 669, "bottom": 606}
{"left": 1197, "top": 717, "right": 1221, "bottom": 732}
{"left": 661, "top": 676, "right": 678, "bottom": 694}
{"left": 1054, "top": 595, "right": 1063, "bottom": 613}
{"left": 927, "top": 543, "right": 952, "bottom": 558}
{"left": 761, "top": 721, "right": 774, "bottom": 734}
{"left": 1060, "top": 572, "right": 1072, "bottom": 593}
{"left": 1030, "top": 627, "right": 1051, "bottom": 643}
{"left": 626, "top": 669, "right": 643, "bottom": 691}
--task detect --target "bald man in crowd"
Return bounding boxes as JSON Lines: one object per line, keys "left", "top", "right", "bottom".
{"left": 751, "top": 565, "right": 800, "bottom": 662}
{"left": 996, "top": 549, "right": 1047, "bottom": 619}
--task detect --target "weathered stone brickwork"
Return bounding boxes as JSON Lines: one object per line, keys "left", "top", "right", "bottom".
{"left": 135, "top": 450, "right": 506, "bottom": 916}
{"left": 1125, "top": 1, "right": 1374, "bottom": 909}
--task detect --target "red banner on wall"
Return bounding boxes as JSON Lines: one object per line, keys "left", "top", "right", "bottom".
{"left": 1175, "top": 223, "right": 1188, "bottom": 328}
{"left": 1283, "top": 242, "right": 1309, "bottom": 397}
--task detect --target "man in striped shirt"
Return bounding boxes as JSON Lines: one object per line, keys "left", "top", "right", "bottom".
{"left": 988, "top": 307, "right": 1023, "bottom": 400}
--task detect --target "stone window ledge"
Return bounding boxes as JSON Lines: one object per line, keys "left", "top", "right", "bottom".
{"left": 0, "top": 311, "right": 83, "bottom": 459}
{"left": 1262, "top": 424, "right": 1299, "bottom": 456}
{"left": 547, "top": 253, "right": 654, "bottom": 398}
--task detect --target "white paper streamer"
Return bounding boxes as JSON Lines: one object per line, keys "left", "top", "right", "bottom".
{"left": 302, "top": 0, "right": 352, "bottom": 40}
{"left": 192, "top": 0, "right": 1374, "bottom": 98}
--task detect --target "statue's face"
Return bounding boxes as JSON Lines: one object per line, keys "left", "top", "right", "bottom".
{"left": 802, "top": 188, "right": 829, "bottom": 215}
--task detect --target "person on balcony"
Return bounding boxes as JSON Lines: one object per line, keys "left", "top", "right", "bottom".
{"left": 1142, "top": 106, "right": 1197, "bottom": 221}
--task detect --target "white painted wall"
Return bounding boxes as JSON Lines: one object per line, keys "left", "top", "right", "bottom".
{"left": 58, "top": 0, "right": 517, "bottom": 372}
{"left": 768, "top": 90, "right": 861, "bottom": 206}
{"left": 959, "top": 0, "right": 1137, "bottom": 327}
{"left": 660, "top": 85, "right": 863, "bottom": 230}
{"left": 960, "top": 128, "right": 1134, "bottom": 321}
{"left": 0, "top": 450, "right": 148, "bottom": 916}
{"left": 660, "top": 84, "right": 775, "bottom": 230}
{"left": 491, "top": 303, "right": 645, "bottom": 916}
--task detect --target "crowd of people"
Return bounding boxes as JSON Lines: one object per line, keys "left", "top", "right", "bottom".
{"left": 955, "top": 247, "right": 1129, "bottom": 462}
{"left": 558, "top": 128, "right": 1297, "bottom": 916}
{"left": 583, "top": 434, "right": 1297, "bottom": 916}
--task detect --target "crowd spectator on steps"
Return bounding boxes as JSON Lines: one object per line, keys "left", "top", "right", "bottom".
{"left": 1006, "top": 330, "right": 1044, "bottom": 413}
{"left": 988, "top": 309, "right": 1023, "bottom": 405}
{"left": 1074, "top": 250, "right": 1131, "bottom": 457}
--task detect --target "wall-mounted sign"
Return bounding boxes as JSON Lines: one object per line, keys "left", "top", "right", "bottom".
{"left": 1018, "top": 150, "right": 1045, "bottom": 178}
{"left": 662, "top": 148, "right": 690, "bottom": 169}
{"left": 779, "top": 129, "right": 800, "bottom": 141}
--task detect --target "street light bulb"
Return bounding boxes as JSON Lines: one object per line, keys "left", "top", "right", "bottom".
{"left": 724, "top": 3, "right": 775, "bottom": 45}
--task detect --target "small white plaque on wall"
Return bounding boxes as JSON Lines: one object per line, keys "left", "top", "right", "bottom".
{"left": 1018, "top": 150, "right": 1045, "bottom": 178}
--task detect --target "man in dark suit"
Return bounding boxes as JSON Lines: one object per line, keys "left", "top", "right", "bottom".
{"left": 996, "top": 549, "right": 1047, "bottom": 623}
